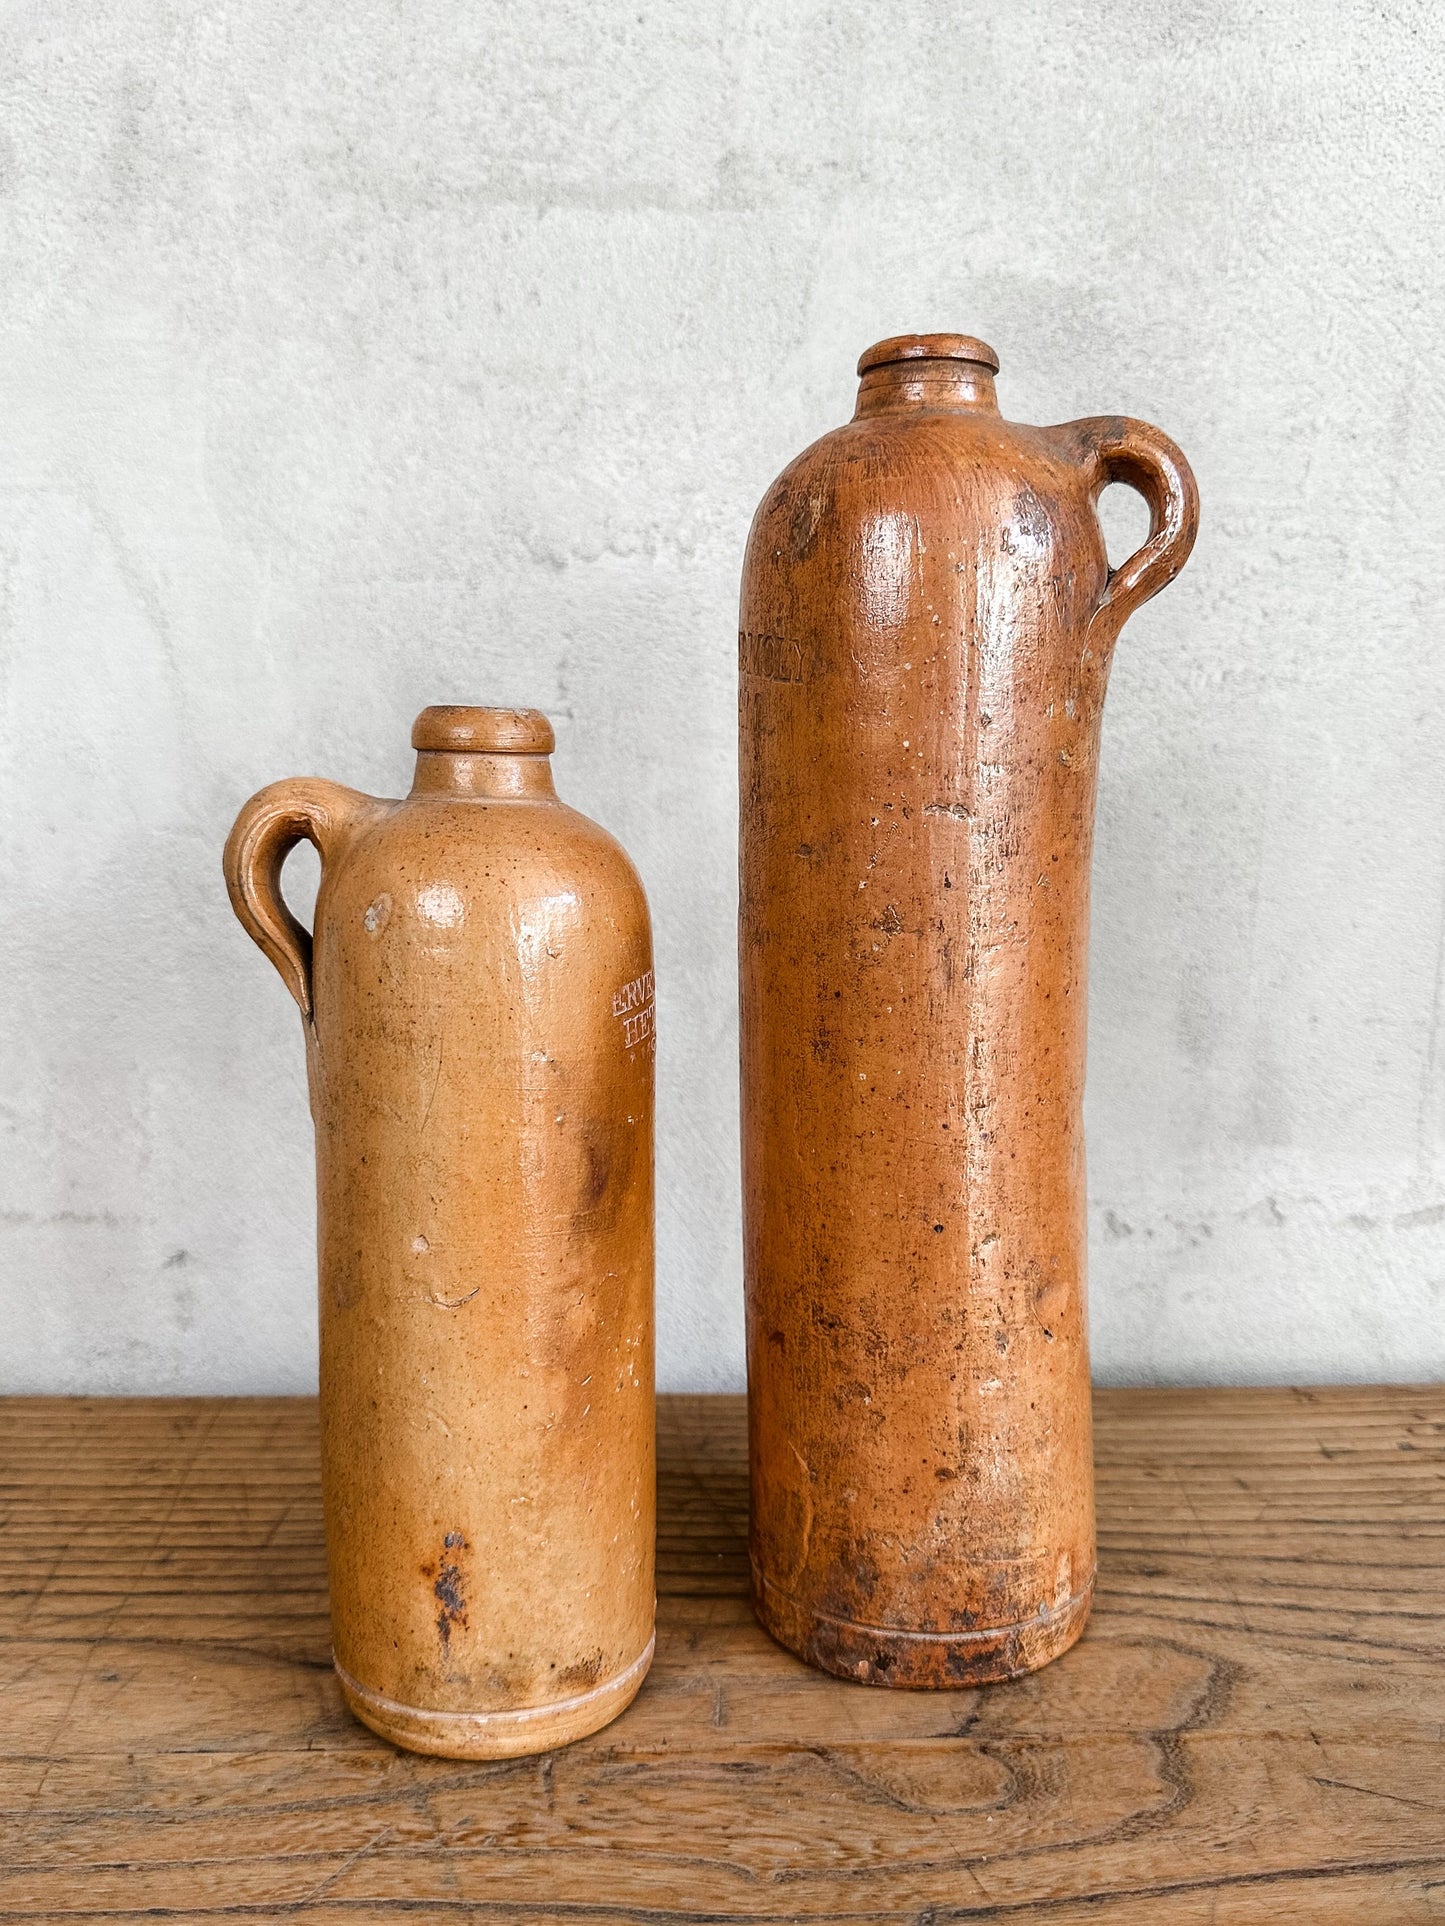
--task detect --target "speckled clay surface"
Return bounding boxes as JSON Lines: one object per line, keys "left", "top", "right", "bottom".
{"left": 739, "top": 338, "right": 1198, "bottom": 1686}
{"left": 225, "top": 706, "right": 656, "bottom": 1754}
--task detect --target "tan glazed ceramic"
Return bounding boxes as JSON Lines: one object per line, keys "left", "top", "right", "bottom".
{"left": 224, "top": 707, "right": 656, "bottom": 1756}
{"left": 739, "top": 336, "right": 1199, "bottom": 1687}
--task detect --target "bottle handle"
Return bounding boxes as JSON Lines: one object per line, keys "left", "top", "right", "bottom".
{"left": 1062, "top": 415, "right": 1199, "bottom": 640}
{"left": 222, "top": 778, "right": 378, "bottom": 1021}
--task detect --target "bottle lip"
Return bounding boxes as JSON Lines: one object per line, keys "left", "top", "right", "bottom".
{"left": 857, "top": 333, "right": 1000, "bottom": 376}
{"left": 411, "top": 706, "right": 555, "bottom": 756}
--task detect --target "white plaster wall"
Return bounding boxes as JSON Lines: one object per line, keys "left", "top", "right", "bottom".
{"left": 2, "top": 0, "right": 1444, "bottom": 1392}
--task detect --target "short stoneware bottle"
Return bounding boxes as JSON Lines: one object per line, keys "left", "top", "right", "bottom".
{"left": 224, "top": 706, "right": 657, "bottom": 1756}
{"left": 739, "top": 335, "right": 1198, "bottom": 1686}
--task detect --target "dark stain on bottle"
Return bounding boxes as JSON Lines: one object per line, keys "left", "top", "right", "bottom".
{"left": 433, "top": 1531, "right": 469, "bottom": 1648}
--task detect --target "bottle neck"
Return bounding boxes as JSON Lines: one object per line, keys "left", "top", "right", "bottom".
{"left": 854, "top": 358, "right": 999, "bottom": 418}
{"left": 409, "top": 751, "right": 557, "bottom": 800}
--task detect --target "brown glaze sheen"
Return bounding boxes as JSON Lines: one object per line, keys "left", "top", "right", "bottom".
{"left": 224, "top": 707, "right": 656, "bottom": 1755}
{"left": 739, "top": 337, "right": 1198, "bottom": 1687}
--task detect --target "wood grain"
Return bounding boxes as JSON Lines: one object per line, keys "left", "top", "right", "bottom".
{"left": 1, "top": 1388, "right": 1443, "bottom": 1920}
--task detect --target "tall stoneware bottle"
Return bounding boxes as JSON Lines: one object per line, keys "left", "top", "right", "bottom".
{"left": 740, "top": 336, "right": 1198, "bottom": 1686}
{"left": 224, "top": 706, "right": 656, "bottom": 1755}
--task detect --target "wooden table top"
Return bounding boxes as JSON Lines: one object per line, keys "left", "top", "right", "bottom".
{"left": 1, "top": 1387, "right": 1443, "bottom": 1922}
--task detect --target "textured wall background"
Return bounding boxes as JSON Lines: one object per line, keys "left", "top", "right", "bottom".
{"left": 3, "top": 1, "right": 1444, "bottom": 1392}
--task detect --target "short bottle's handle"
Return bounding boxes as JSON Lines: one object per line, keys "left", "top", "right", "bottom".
{"left": 222, "top": 778, "right": 378, "bottom": 1021}
{"left": 1063, "top": 415, "right": 1200, "bottom": 639}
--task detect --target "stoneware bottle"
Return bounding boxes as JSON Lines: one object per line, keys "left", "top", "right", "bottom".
{"left": 739, "top": 335, "right": 1198, "bottom": 1687}
{"left": 224, "top": 706, "right": 656, "bottom": 1756}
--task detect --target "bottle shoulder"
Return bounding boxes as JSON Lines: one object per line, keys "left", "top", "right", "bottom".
{"left": 751, "top": 411, "right": 1084, "bottom": 529}
{"left": 743, "top": 410, "right": 1102, "bottom": 594}
{"left": 318, "top": 794, "right": 651, "bottom": 937}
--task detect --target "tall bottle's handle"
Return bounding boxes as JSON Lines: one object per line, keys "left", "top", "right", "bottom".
{"left": 223, "top": 778, "right": 378, "bottom": 1021}
{"left": 1063, "top": 416, "right": 1199, "bottom": 639}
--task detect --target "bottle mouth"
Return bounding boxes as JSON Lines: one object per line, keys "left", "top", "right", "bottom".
{"left": 857, "top": 333, "right": 1000, "bottom": 376}
{"left": 411, "top": 706, "right": 555, "bottom": 756}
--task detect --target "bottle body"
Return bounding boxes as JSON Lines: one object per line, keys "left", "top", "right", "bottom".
{"left": 739, "top": 338, "right": 1197, "bottom": 1685}
{"left": 226, "top": 709, "right": 656, "bottom": 1754}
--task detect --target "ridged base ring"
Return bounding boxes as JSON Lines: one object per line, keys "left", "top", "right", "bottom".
{"left": 752, "top": 1567, "right": 1094, "bottom": 1687}
{"left": 335, "top": 1634, "right": 655, "bottom": 1759}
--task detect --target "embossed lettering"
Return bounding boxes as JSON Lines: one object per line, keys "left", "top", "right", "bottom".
{"left": 740, "top": 629, "right": 807, "bottom": 684}
{"left": 612, "top": 970, "right": 654, "bottom": 1018}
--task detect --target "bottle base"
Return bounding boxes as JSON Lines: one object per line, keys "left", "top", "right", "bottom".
{"left": 335, "top": 1634, "right": 655, "bottom": 1758}
{"left": 752, "top": 1568, "right": 1094, "bottom": 1687}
